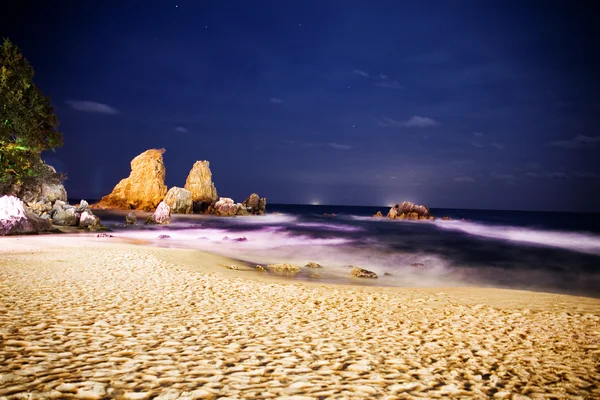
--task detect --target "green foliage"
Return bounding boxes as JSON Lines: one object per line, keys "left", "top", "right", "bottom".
{"left": 0, "top": 38, "right": 63, "bottom": 194}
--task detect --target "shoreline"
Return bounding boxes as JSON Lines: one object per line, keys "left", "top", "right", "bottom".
{"left": 1, "top": 235, "right": 599, "bottom": 398}
{"left": 3, "top": 234, "right": 600, "bottom": 311}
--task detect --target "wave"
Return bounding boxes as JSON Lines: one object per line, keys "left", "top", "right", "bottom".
{"left": 296, "top": 222, "right": 364, "bottom": 232}
{"left": 434, "top": 220, "right": 600, "bottom": 256}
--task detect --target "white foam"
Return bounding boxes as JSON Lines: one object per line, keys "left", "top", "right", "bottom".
{"left": 434, "top": 220, "right": 600, "bottom": 256}
{"left": 296, "top": 222, "right": 364, "bottom": 232}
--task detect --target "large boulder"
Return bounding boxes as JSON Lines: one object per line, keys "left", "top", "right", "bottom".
{"left": 79, "top": 211, "right": 100, "bottom": 228}
{"left": 0, "top": 196, "right": 53, "bottom": 235}
{"left": 387, "top": 202, "right": 433, "bottom": 220}
{"left": 94, "top": 149, "right": 168, "bottom": 211}
{"left": 184, "top": 161, "right": 218, "bottom": 212}
{"left": 350, "top": 267, "right": 378, "bottom": 279}
{"left": 52, "top": 207, "right": 79, "bottom": 226}
{"left": 213, "top": 197, "right": 240, "bottom": 216}
{"left": 241, "top": 193, "right": 267, "bottom": 215}
{"left": 146, "top": 201, "right": 171, "bottom": 224}
{"left": 163, "top": 187, "right": 192, "bottom": 214}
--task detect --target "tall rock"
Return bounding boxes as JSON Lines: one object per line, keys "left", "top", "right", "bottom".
{"left": 184, "top": 161, "right": 218, "bottom": 212}
{"left": 163, "top": 187, "right": 192, "bottom": 214}
{"left": 95, "top": 149, "right": 168, "bottom": 211}
{"left": 241, "top": 193, "right": 267, "bottom": 215}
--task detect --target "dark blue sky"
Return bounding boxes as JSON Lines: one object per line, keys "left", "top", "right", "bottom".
{"left": 2, "top": 1, "right": 599, "bottom": 211}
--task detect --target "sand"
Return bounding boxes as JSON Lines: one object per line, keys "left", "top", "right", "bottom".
{"left": 0, "top": 235, "right": 599, "bottom": 399}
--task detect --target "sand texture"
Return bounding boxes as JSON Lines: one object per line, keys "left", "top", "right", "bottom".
{"left": 0, "top": 236, "right": 599, "bottom": 399}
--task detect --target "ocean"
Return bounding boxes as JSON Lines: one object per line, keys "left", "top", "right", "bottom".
{"left": 88, "top": 203, "right": 600, "bottom": 298}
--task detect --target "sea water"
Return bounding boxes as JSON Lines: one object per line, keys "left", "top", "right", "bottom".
{"left": 89, "top": 204, "right": 600, "bottom": 297}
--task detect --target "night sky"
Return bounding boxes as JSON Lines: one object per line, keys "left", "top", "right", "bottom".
{"left": 2, "top": 1, "right": 599, "bottom": 212}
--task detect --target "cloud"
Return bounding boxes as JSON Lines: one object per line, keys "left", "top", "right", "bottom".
{"left": 389, "top": 176, "right": 397, "bottom": 179}
{"left": 547, "top": 172, "right": 569, "bottom": 180}
{"left": 65, "top": 100, "right": 119, "bottom": 114}
{"left": 174, "top": 126, "right": 188, "bottom": 133}
{"left": 329, "top": 142, "right": 353, "bottom": 150}
{"left": 353, "top": 69, "right": 369, "bottom": 77}
{"left": 403, "top": 116, "right": 439, "bottom": 127}
{"left": 270, "top": 97, "right": 284, "bottom": 104}
{"left": 374, "top": 79, "right": 403, "bottom": 89}
{"left": 573, "top": 172, "right": 600, "bottom": 179}
{"left": 453, "top": 176, "right": 476, "bottom": 183}
{"left": 549, "top": 135, "right": 600, "bottom": 149}
{"left": 526, "top": 172, "right": 543, "bottom": 179}
{"left": 491, "top": 142, "right": 505, "bottom": 150}
{"left": 473, "top": 132, "right": 484, "bottom": 137}
{"left": 374, "top": 115, "right": 439, "bottom": 129}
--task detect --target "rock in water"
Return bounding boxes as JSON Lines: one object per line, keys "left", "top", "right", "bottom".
{"left": 0, "top": 195, "right": 53, "bottom": 235}
{"left": 242, "top": 193, "right": 267, "bottom": 215}
{"left": 184, "top": 161, "right": 218, "bottom": 211}
{"left": 95, "top": 148, "right": 168, "bottom": 211}
{"left": 126, "top": 211, "right": 137, "bottom": 225}
{"left": 146, "top": 201, "right": 171, "bottom": 224}
{"left": 373, "top": 211, "right": 383, "bottom": 218}
{"left": 213, "top": 197, "right": 240, "bottom": 216}
{"left": 163, "top": 187, "right": 193, "bottom": 214}
{"left": 350, "top": 267, "right": 378, "bottom": 279}
{"left": 387, "top": 201, "right": 433, "bottom": 220}
{"left": 306, "top": 262, "right": 323, "bottom": 268}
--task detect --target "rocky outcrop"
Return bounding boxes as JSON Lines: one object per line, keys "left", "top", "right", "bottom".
{"left": 146, "top": 201, "right": 171, "bottom": 224}
{"left": 95, "top": 149, "right": 168, "bottom": 211}
{"left": 126, "top": 212, "right": 137, "bottom": 225}
{"left": 163, "top": 187, "right": 192, "bottom": 214}
{"left": 373, "top": 211, "right": 383, "bottom": 218}
{"left": 387, "top": 202, "right": 433, "bottom": 220}
{"left": 241, "top": 193, "right": 267, "bottom": 215}
{"left": 184, "top": 161, "right": 218, "bottom": 211}
{"left": 0, "top": 196, "right": 54, "bottom": 235}
{"left": 350, "top": 267, "right": 378, "bottom": 279}
{"left": 212, "top": 197, "right": 240, "bottom": 216}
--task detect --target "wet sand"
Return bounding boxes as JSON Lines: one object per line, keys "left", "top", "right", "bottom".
{"left": 1, "top": 235, "right": 599, "bottom": 399}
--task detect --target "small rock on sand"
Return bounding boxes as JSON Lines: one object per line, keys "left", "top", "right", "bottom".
{"left": 350, "top": 267, "right": 378, "bottom": 279}
{"left": 266, "top": 263, "right": 301, "bottom": 274}
{"left": 306, "top": 262, "right": 323, "bottom": 268}
{"left": 255, "top": 265, "right": 265, "bottom": 272}
{"left": 226, "top": 265, "right": 239, "bottom": 270}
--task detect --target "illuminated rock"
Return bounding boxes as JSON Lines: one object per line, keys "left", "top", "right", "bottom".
{"left": 163, "top": 187, "right": 192, "bottom": 214}
{"left": 79, "top": 211, "right": 100, "bottom": 228}
{"left": 0, "top": 195, "right": 53, "bottom": 235}
{"left": 95, "top": 148, "right": 168, "bottom": 211}
{"left": 373, "top": 211, "right": 384, "bottom": 218}
{"left": 387, "top": 201, "right": 433, "bottom": 220}
{"left": 184, "top": 161, "right": 218, "bottom": 211}
{"left": 213, "top": 197, "right": 240, "bottom": 216}
{"left": 266, "top": 263, "right": 301, "bottom": 274}
{"left": 52, "top": 207, "right": 78, "bottom": 226}
{"left": 146, "top": 201, "right": 171, "bottom": 224}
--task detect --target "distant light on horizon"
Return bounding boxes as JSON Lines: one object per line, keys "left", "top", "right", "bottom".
{"left": 311, "top": 200, "right": 321, "bottom": 206}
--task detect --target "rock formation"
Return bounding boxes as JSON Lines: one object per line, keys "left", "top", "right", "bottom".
{"left": 212, "top": 197, "right": 240, "bottom": 216}
{"left": 373, "top": 211, "right": 384, "bottom": 218}
{"left": 146, "top": 201, "right": 171, "bottom": 224}
{"left": 95, "top": 149, "right": 168, "bottom": 211}
{"left": 241, "top": 193, "right": 267, "bottom": 215}
{"left": 387, "top": 202, "right": 433, "bottom": 220}
{"left": 163, "top": 187, "right": 192, "bottom": 214}
{"left": 0, "top": 195, "right": 54, "bottom": 235}
{"left": 184, "top": 161, "right": 218, "bottom": 212}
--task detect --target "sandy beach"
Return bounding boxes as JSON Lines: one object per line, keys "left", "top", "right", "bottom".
{"left": 1, "top": 235, "right": 599, "bottom": 399}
